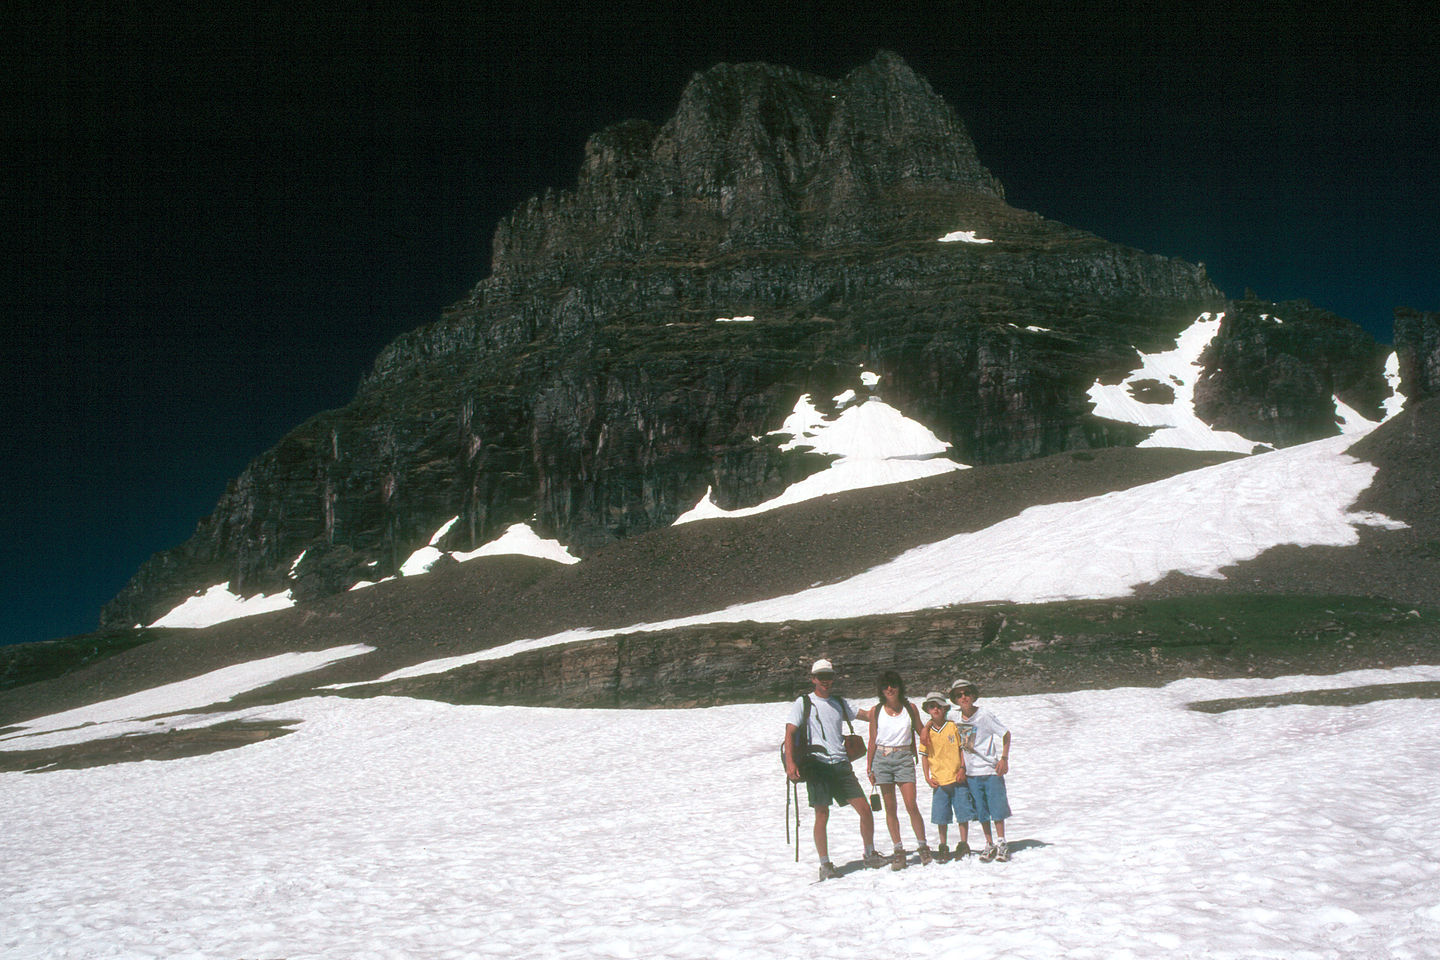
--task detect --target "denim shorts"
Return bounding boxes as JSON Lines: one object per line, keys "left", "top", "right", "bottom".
{"left": 965, "top": 775, "right": 1011, "bottom": 822}
{"left": 930, "top": 781, "right": 975, "bottom": 824}
{"left": 804, "top": 761, "right": 865, "bottom": 808}
{"left": 871, "top": 748, "right": 916, "bottom": 784}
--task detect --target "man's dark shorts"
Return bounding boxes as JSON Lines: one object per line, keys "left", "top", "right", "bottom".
{"left": 804, "top": 760, "right": 865, "bottom": 808}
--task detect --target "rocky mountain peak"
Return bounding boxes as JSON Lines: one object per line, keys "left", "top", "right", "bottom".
{"left": 99, "top": 54, "right": 1394, "bottom": 634}
{"left": 488, "top": 52, "right": 1003, "bottom": 285}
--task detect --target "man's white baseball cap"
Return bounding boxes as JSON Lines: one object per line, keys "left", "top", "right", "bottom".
{"left": 811, "top": 659, "right": 836, "bottom": 675}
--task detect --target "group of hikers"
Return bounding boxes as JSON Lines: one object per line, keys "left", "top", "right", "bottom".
{"left": 783, "top": 659, "right": 1012, "bottom": 881}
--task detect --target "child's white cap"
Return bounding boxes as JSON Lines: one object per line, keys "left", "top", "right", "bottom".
{"left": 921, "top": 692, "right": 949, "bottom": 711}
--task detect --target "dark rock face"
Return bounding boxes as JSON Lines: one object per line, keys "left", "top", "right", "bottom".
{"left": 1192, "top": 298, "right": 1394, "bottom": 446}
{"left": 1395, "top": 308, "right": 1440, "bottom": 400}
{"left": 101, "top": 53, "right": 1393, "bottom": 629}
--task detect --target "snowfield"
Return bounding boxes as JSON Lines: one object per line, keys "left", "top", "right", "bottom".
{"left": 9, "top": 334, "right": 1429, "bottom": 958}
{"left": 4, "top": 667, "right": 1440, "bottom": 959}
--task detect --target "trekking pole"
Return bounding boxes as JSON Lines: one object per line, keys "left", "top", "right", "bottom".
{"left": 792, "top": 779, "right": 800, "bottom": 862}
{"left": 786, "top": 776, "right": 791, "bottom": 848}
{"left": 785, "top": 777, "right": 801, "bottom": 862}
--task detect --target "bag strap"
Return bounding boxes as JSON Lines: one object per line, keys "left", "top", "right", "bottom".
{"left": 788, "top": 693, "right": 816, "bottom": 760}
{"left": 837, "top": 696, "right": 858, "bottom": 737}
{"left": 798, "top": 693, "right": 857, "bottom": 753}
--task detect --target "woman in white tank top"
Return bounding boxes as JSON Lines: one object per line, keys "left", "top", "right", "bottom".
{"left": 865, "top": 670, "right": 933, "bottom": 868}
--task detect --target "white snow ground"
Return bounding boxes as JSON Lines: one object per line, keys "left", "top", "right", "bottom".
{"left": 4, "top": 666, "right": 1440, "bottom": 959}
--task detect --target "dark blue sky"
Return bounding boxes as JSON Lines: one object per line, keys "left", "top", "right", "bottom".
{"left": 2, "top": 1, "right": 1436, "bottom": 647}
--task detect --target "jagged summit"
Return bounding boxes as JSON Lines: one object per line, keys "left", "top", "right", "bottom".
{"left": 488, "top": 52, "right": 1004, "bottom": 284}
{"left": 99, "top": 53, "right": 1398, "bottom": 632}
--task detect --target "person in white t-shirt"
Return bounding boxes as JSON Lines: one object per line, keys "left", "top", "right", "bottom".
{"left": 947, "top": 678, "right": 1013, "bottom": 863}
{"left": 865, "top": 669, "right": 932, "bottom": 869}
{"left": 783, "top": 659, "right": 885, "bottom": 880}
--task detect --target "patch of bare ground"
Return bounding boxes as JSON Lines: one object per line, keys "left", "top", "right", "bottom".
{"left": 0, "top": 720, "right": 298, "bottom": 774}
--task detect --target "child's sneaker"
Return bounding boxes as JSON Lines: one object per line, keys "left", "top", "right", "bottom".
{"left": 935, "top": 843, "right": 950, "bottom": 863}
{"left": 979, "top": 843, "right": 998, "bottom": 863}
{"left": 818, "top": 861, "right": 840, "bottom": 881}
{"left": 995, "top": 840, "right": 1010, "bottom": 862}
{"left": 917, "top": 844, "right": 933, "bottom": 865}
{"left": 954, "top": 841, "right": 971, "bottom": 859}
{"left": 891, "top": 849, "right": 907, "bottom": 871}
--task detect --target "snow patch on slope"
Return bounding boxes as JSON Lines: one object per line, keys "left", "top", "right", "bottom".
{"left": 399, "top": 516, "right": 461, "bottom": 576}
{"left": 0, "top": 645, "right": 372, "bottom": 748}
{"left": 392, "top": 519, "right": 581, "bottom": 581}
{"left": 675, "top": 381, "right": 964, "bottom": 525}
{"left": 1383, "top": 351, "right": 1406, "bottom": 419}
{"left": 451, "top": 522, "right": 581, "bottom": 566}
{"left": 1087, "top": 312, "right": 1262, "bottom": 453}
{"left": 147, "top": 582, "right": 296, "bottom": 629}
{"left": 938, "top": 229, "right": 993, "bottom": 244}
{"left": 1090, "top": 312, "right": 1391, "bottom": 453}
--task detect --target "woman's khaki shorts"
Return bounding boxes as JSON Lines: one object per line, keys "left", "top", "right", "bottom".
{"left": 871, "top": 748, "right": 917, "bottom": 784}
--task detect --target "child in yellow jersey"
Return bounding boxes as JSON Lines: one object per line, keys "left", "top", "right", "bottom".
{"left": 918, "top": 691, "right": 975, "bottom": 862}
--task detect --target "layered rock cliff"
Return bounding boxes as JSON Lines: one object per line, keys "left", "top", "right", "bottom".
{"left": 101, "top": 53, "right": 1396, "bottom": 629}
{"left": 1395, "top": 308, "right": 1440, "bottom": 400}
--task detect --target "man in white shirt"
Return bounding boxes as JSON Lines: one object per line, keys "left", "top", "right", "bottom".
{"left": 783, "top": 659, "right": 885, "bottom": 879}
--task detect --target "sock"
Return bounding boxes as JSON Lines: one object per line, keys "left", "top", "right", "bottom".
{"left": 894, "top": 843, "right": 904, "bottom": 853}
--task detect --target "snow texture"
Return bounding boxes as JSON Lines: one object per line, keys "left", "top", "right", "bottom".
{"left": 0, "top": 645, "right": 372, "bottom": 749}
{"left": 5, "top": 666, "right": 1440, "bottom": 959}
{"left": 675, "top": 389, "right": 963, "bottom": 525}
{"left": 450, "top": 522, "right": 581, "bottom": 565}
{"left": 398, "top": 518, "right": 579, "bottom": 574}
{"left": 1087, "top": 313, "right": 1266, "bottom": 453}
{"left": 146, "top": 582, "right": 296, "bottom": 629}
{"left": 938, "top": 229, "right": 994, "bottom": 244}
{"left": 1384, "top": 351, "right": 1407, "bottom": 419}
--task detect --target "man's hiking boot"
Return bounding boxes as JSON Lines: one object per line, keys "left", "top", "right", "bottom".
{"left": 862, "top": 850, "right": 888, "bottom": 869}
{"left": 890, "top": 849, "right": 907, "bottom": 871}
{"left": 995, "top": 840, "right": 1010, "bottom": 862}
{"left": 917, "top": 844, "right": 933, "bottom": 866}
{"left": 954, "top": 841, "right": 971, "bottom": 859}
{"left": 818, "top": 861, "right": 839, "bottom": 881}
{"left": 935, "top": 843, "right": 950, "bottom": 862}
{"left": 979, "top": 843, "right": 998, "bottom": 863}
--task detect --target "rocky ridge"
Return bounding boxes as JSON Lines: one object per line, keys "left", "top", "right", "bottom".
{"left": 102, "top": 53, "right": 1404, "bottom": 630}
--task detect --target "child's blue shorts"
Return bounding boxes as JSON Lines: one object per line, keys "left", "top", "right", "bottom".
{"left": 965, "top": 775, "right": 1011, "bottom": 822}
{"left": 930, "top": 781, "right": 975, "bottom": 824}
